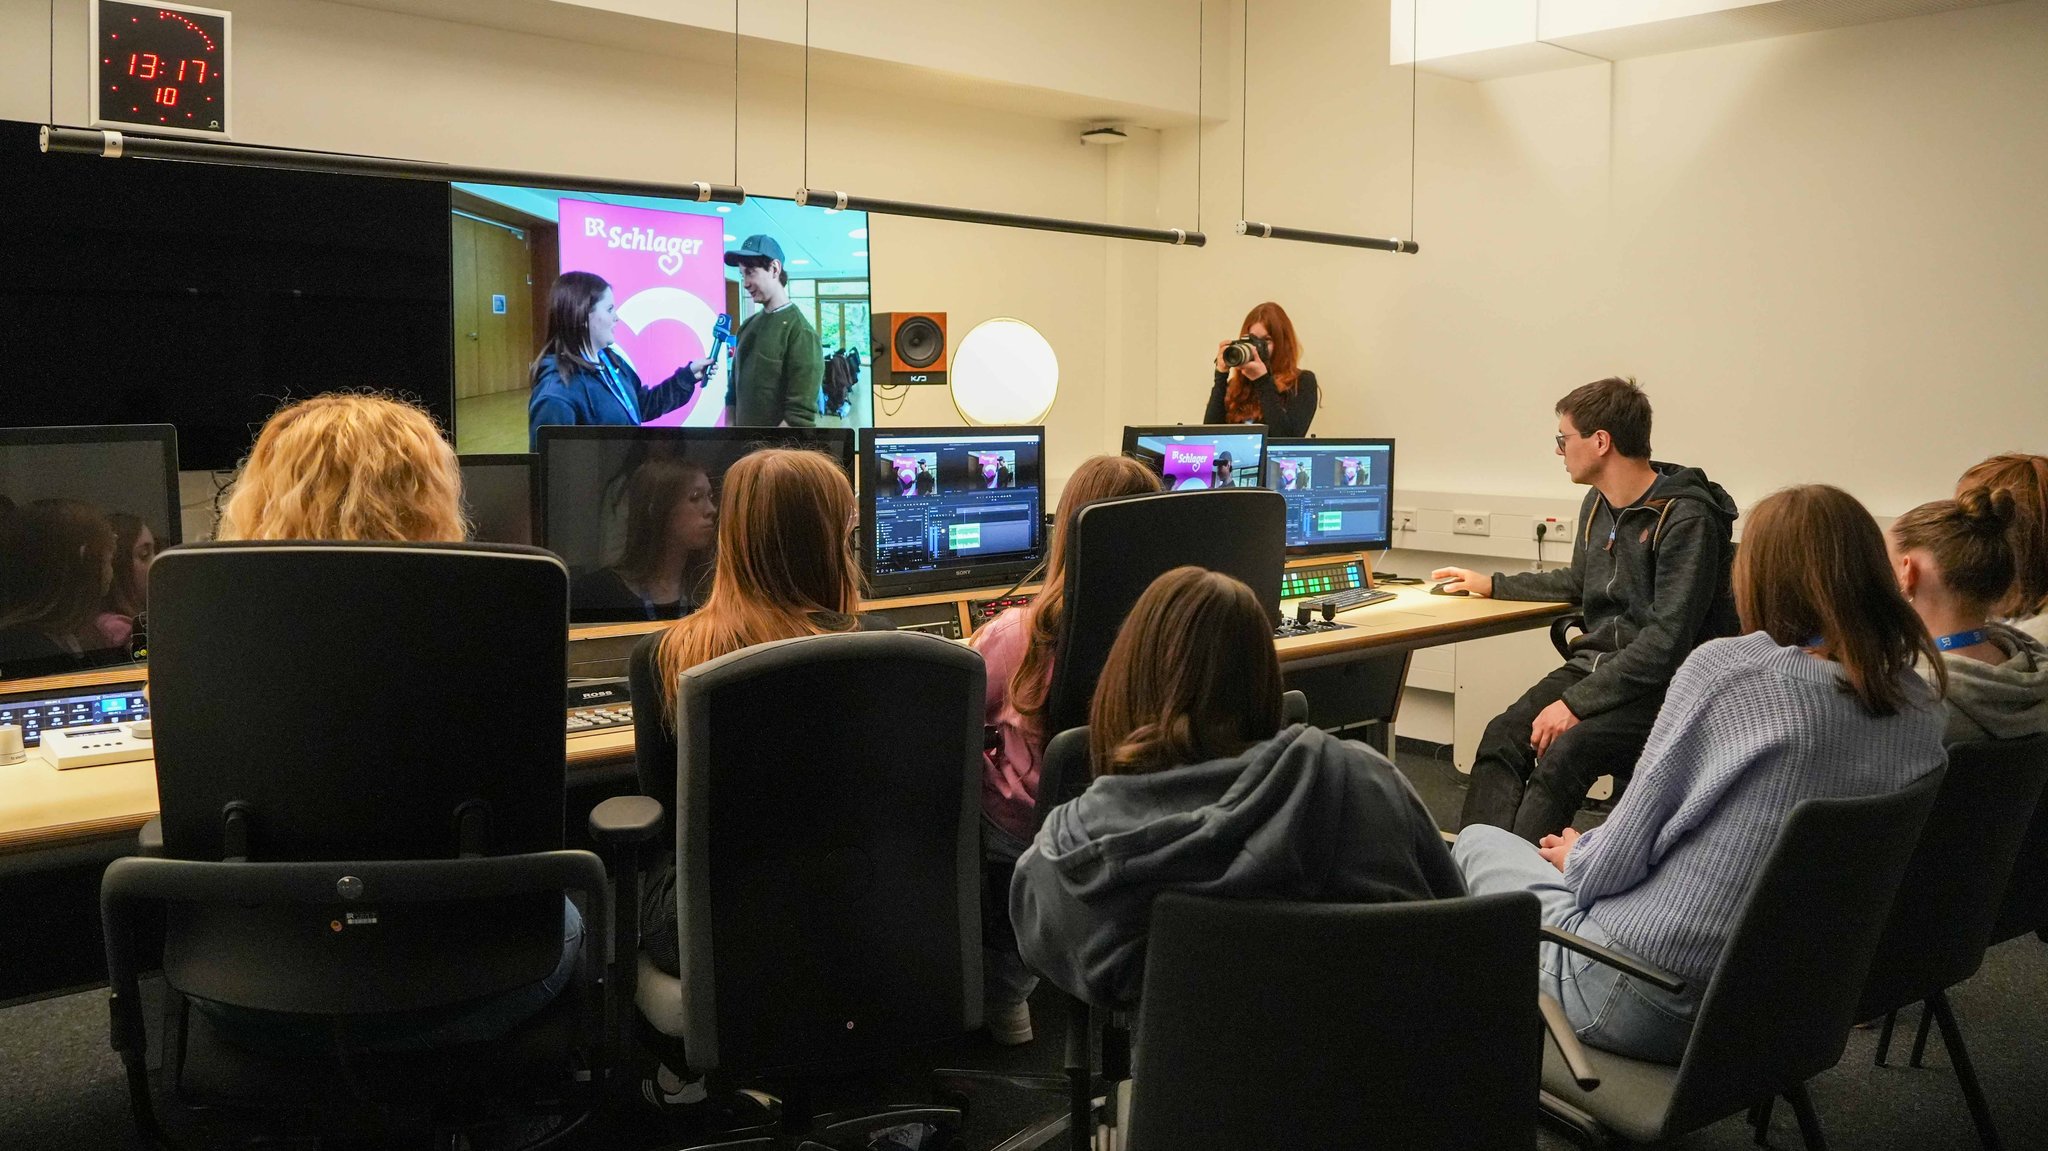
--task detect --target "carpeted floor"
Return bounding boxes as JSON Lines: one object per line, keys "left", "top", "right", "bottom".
{"left": 4, "top": 750, "right": 2041, "bottom": 1149}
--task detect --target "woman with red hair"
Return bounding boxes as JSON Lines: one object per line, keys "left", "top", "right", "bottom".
{"left": 1205, "top": 301, "right": 1319, "bottom": 436}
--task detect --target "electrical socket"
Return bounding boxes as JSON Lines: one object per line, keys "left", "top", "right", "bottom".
{"left": 1453, "top": 510, "right": 1491, "bottom": 537}
{"left": 1532, "top": 515, "right": 1573, "bottom": 541}
{"left": 1392, "top": 506, "right": 1417, "bottom": 534}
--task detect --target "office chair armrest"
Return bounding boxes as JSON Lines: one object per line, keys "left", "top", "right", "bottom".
{"left": 136, "top": 817, "right": 163, "bottom": 858}
{"left": 588, "top": 795, "right": 664, "bottom": 846}
{"left": 1539, "top": 992, "right": 1600, "bottom": 1091}
{"left": 1542, "top": 925, "right": 1686, "bottom": 994}
{"left": 1549, "top": 613, "right": 1587, "bottom": 660}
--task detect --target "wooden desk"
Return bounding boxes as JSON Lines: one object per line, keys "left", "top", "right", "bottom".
{"left": 0, "top": 588, "right": 1567, "bottom": 865}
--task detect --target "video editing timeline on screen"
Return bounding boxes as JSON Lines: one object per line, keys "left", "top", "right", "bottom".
{"left": 871, "top": 432, "right": 1043, "bottom": 579}
{"left": 1266, "top": 439, "right": 1395, "bottom": 551}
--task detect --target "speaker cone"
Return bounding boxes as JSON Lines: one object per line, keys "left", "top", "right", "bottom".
{"left": 895, "top": 316, "right": 944, "bottom": 369}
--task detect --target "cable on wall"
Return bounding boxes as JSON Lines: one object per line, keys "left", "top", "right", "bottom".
{"left": 1234, "top": 0, "right": 1420, "bottom": 255}
{"left": 790, "top": 4, "right": 1205, "bottom": 248}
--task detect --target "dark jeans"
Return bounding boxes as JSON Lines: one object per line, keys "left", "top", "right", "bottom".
{"left": 1458, "top": 665, "right": 1664, "bottom": 842}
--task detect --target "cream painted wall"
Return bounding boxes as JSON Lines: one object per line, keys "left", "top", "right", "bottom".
{"left": 0, "top": 0, "right": 1156, "bottom": 488}
{"left": 1158, "top": 0, "right": 2048, "bottom": 517}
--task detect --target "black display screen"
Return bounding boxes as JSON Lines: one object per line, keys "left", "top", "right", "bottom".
{"left": 94, "top": 1, "right": 231, "bottom": 138}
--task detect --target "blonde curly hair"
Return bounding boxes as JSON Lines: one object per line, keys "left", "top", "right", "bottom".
{"left": 217, "top": 393, "right": 467, "bottom": 543}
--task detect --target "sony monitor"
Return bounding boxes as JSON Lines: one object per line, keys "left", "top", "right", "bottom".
{"left": 1264, "top": 438, "right": 1396, "bottom": 554}
{"left": 1120, "top": 425, "right": 1267, "bottom": 492}
{"left": 863, "top": 426, "right": 1046, "bottom": 597}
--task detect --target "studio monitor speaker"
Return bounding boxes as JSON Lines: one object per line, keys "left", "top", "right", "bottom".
{"left": 872, "top": 312, "right": 948, "bottom": 385}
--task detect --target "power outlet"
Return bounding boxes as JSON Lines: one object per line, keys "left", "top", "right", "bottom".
{"left": 1453, "top": 510, "right": 1491, "bottom": 537}
{"left": 1392, "top": 506, "right": 1417, "bottom": 534}
{"left": 1532, "top": 515, "right": 1574, "bottom": 541}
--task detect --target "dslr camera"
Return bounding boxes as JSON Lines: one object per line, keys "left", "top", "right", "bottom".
{"left": 1221, "top": 335, "right": 1271, "bottom": 368}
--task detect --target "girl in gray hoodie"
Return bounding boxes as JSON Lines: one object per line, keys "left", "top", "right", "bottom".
{"left": 1889, "top": 487, "right": 2048, "bottom": 743}
{"left": 1010, "top": 567, "right": 1462, "bottom": 1008}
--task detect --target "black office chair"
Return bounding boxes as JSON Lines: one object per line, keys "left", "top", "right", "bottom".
{"left": 101, "top": 541, "right": 612, "bottom": 1150}
{"left": 1129, "top": 892, "right": 1548, "bottom": 1150}
{"left": 1044, "top": 488, "right": 1285, "bottom": 734}
{"left": 1539, "top": 768, "right": 1946, "bottom": 1150}
{"left": 1991, "top": 768, "right": 2048, "bottom": 947}
{"left": 593, "top": 630, "right": 985, "bottom": 1150}
{"left": 1860, "top": 734, "right": 2048, "bottom": 1150}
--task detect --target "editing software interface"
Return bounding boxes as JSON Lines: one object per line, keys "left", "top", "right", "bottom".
{"left": 868, "top": 429, "right": 1044, "bottom": 592}
{"left": 1121, "top": 426, "right": 1267, "bottom": 491}
{"left": 1264, "top": 438, "right": 1395, "bottom": 553}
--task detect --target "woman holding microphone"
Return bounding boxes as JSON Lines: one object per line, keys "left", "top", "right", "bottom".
{"left": 527, "top": 271, "right": 713, "bottom": 450}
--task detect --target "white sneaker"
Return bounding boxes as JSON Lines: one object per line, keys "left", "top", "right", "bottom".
{"left": 641, "top": 1060, "right": 709, "bottom": 1110}
{"left": 986, "top": 1000, "right": 1034, "bottom": 1045}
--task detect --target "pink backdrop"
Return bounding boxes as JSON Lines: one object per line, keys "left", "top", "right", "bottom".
{"left": 556, "top": 198, "right": 728, "bottom": 427}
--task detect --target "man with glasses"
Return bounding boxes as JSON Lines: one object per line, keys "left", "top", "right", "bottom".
{"left": 1434, "top": 377, "right": 1738, "bottom": 842}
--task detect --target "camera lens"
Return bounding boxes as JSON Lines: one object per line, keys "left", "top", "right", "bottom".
{"left": 1222, "top": 338, "right": 1258, "bottom": 367}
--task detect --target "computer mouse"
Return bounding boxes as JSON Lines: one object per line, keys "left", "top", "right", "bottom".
{"left": 1431, "top": 582, "right": 1470, "bottom": 597}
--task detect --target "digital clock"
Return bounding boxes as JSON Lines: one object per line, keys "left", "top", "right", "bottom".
{"left": 90, "top": 1, "right": 231, "bottom": 139}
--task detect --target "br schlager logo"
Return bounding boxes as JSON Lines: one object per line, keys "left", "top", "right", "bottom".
{"left": 584, "top": 216, "right": 706, "bottom": 277}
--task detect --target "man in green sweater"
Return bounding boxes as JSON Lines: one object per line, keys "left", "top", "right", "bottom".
{"left": 723, "top": 234, "right": 821, "bottom": 427}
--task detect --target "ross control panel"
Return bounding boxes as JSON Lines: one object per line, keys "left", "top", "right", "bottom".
{"left": 967, "top": 593, "right": 1036, "bottom": 632}
{"left": 0, "top": 684, "right": 151, "bottom": 749}
{"left": 566, "top": 679, "right": 633, "bottom": 734}
{"left": 1279, "top": 558, "right": 1370, "bottom": 602}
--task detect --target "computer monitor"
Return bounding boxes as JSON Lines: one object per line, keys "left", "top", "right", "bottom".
{"left": 537, "top": 426, "right": 856, "bottom": 624}
{"left": 0, "top": 424, "right": 182, "bottom": 681}
{"left": 1264, "top": 438, "right": 1396, "bottom": 555}
{"left": 1120, "top": 425, "right": 1268, "bottom": 491}
{"left": 862, "top": 426, "right": 1046, "bottom": 597}
{"left": 459, "top": 454, "right": 536, "bottom": 547}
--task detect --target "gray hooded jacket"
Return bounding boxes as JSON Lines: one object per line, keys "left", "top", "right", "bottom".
{"left": 1927, "top": 623, "right": 2048, "bottom": 745}
{"left": 1010, "top": 725, "right": 1464, "bottom": 1008}
{"left": 1491, "top": 461, "right": 1740, "bottom": 718}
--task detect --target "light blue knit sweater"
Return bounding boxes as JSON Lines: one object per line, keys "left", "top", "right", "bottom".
{"left": 1564, "top": 631, "right": 1946, "bottom": 986}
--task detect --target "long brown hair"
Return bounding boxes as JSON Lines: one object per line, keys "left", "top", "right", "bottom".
{"left": 1089, "top": 567, "right": 1285, "bottom": 776}
{"left": 611, "top": 457, "right": 715, "bottom": 608}
{"left": 1223, "top": 301, "right": 1303, "bottom": 423}
{"left": 652, "top": 448, "right": 861, "bottom": 722}
{"left": 1891, "top": 488, "right": 2018, "bottom": 614}
{"left": 1957, "top": 453, "right": 2048, "bottom": 620}
{"left": 0, "top": 498, "right": 116, "bottom": 637}
{"left": 1734, "top": 485, "right": 1943, "bottom": 716}
{"left": 1011, "top": 456, "right": 1162, "bottom": 724}
{"left": 218, "top": 393, "right": 466, "bottom": 543}
{"left": 531, "top": 270, "right": 610, "bottom": 386}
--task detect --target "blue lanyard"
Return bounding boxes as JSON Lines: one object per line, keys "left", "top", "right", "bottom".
{"left": 1934, "top": 628, "right": 1988, "bottom": 652}
{"left": 593, "top": 351, "right": 636, "bottom": 419}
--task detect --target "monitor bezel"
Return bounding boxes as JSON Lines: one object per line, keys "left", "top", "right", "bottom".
{"left": 1265, "top": 436, "right": 1397, "bottom": 556}
{"left": 860, "top": 424, "right": 1048, "bottom": 599}
{"left": 0, "top": 423, "right": 184, "bottom": 546}
{"left": 534, "top": 424, "right": 857, "bottom": 550}
{"left": 1119, "top": 423, "right": 1270, "bottom": 492}
{"left": 456, "top": 452, "right": 537, "bottom": 547}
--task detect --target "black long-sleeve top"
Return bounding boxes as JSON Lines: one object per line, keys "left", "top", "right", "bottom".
{"left": 1205, "top": 369, "right": 1319, "bottom": 437}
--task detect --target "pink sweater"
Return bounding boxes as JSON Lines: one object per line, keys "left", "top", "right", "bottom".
{"left": 972, "top": 606, "right": 1049, "bottom": 842}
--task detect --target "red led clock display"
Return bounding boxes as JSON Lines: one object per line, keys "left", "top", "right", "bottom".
{"left": 92, "top": 2, "right": 231, "bottom": 138}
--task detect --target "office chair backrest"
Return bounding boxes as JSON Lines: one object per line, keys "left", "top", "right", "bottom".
{"left": 145, "top": 541, "right": 570, "bottom": 1011}
{"left": 1665, "top": 767, "right": 1944, "bottom": 1134}
{"left": 1860, "top": 734, "right": 2048, "bottom": 1019}
{"left": 1993, "top": 736, "right": 2048, "bottom": 945}
{"left": 1128, "top": 891, "right": 1542, "bottom": 1151}
{"left": 672, "top": 630, "right": 984, "bottom": 1073}
{"left": 1045, "top": 488, "right": 1285, "bottom": 734}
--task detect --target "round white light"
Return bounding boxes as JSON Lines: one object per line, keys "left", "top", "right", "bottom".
{"left": 851, "top": 250, "right": 868, "bottom": 258}
{"left": 849, "top": 227, "right": 868, "bottom": 240}
{"left": 791, "top": 258, "right": 810, "bottom": 266}
{"left": 950, "top": 318, "right": 1059, "bottom": 426}
{"left": 716, "top": 205, "right": 732, "bottom": 213}
{"left": 724, "top": 234, "right": 737, "bottom": 242}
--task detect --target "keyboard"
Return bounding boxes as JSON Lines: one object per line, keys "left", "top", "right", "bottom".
{"left": 566, "top": 679, "right": 633, "bottom": 734}
{"left": 1300, "top": 587, "right": 1396, "bottom": 614}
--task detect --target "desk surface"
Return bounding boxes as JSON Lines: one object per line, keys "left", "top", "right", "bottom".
{"left": 0, "top": 586, "right": 1566, "bottom": 861}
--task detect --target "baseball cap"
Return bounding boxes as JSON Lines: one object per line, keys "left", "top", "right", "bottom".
{"left": 724, "top": 234, "right": 786, "bottom": 267}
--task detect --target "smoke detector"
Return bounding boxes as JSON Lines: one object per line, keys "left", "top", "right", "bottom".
{"left": 1080, "top": 125, "right": 1129, "bottom": 146}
